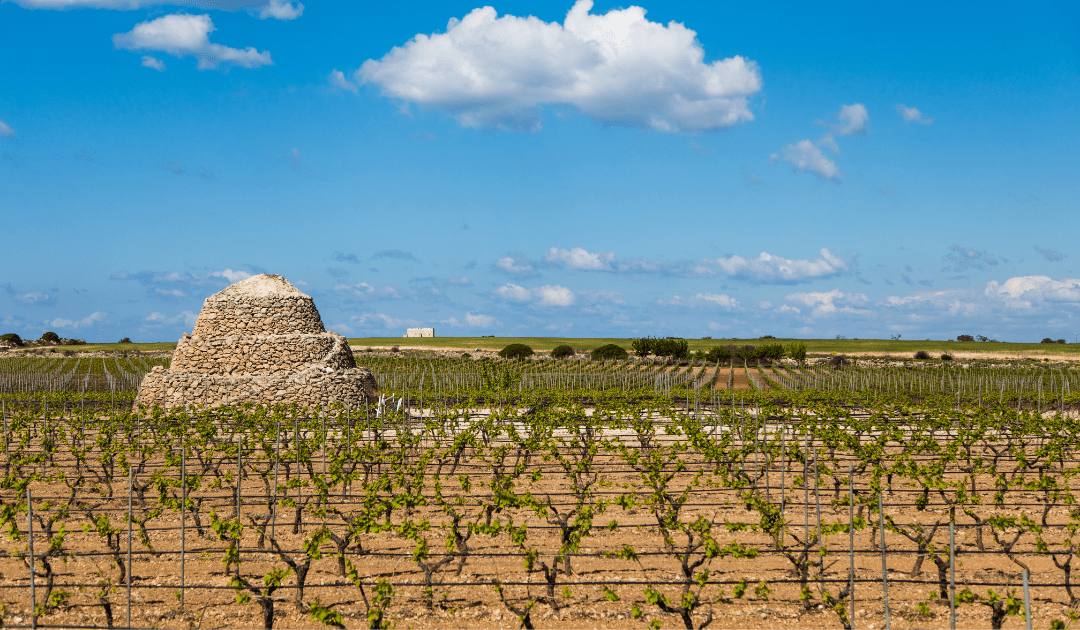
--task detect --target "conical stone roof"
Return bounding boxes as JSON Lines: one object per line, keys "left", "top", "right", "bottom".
{"left": 135, "top": 274, "right": 376, "bottom": 410}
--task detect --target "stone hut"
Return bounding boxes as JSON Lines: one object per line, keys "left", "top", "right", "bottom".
{"left": 135, "top": 274, "right": 376, "bottom": 409}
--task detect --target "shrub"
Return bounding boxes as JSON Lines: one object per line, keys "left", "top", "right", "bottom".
{"left": 757, "top": 343, "right": 784, "bottom": 361}
{"left": 940, "top": 353, "right": 954, "bottom": 361}
{"left": 704, "top": 346, "right": 732, "bottom": 363}
{"left": 499, "top": 343, "right": 534, "bottom": 360}
{"left": 785, "top": 341, "right": 807, "bottom": 363}
{"left": 1042, "top": 338, "right": 1055, "bottom": 344}
{"left": 591, "top": 344, "right": 627, "bottom": 361}
{"left": 1, "top": 333, "right": 23, "bottom": 346}
{"left": 390, "top": 346, "right": 399, "bottom": 352}
{"left": 41, "top": 331, "right": 60, "bottom": 343}
{"left": 631, "top": 336, "right": 689, "bottom": 359}
{"left": 828, "top": 355, "right": 849, "bottom": 367}
{"left": 759, "top": 335, "right": 776, "bottom": 339}
{"left": 1058, "top": 339, "right": 1067, "bottom": 344}
{"left": 914, "top": 350, "right": 931, "bottom": 360}
{"left": 551, "top": 344, "right": 575, "bottom": 359}
{"left": 118, "top": 337, "right": 132, "bottom": 344}
{"left": 957, "top": 335, "right": 974, "bottom": 342}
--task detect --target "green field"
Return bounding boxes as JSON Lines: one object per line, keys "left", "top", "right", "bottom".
{"left": 346, "top": 336, "right": 1080, "bottom": 358}
{"left": 15, "top": 336, "right": 1078, "bottom": 359}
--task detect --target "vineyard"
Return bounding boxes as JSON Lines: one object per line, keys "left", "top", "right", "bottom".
{"left": 1, "top": 354, "right": 1080, "bottom": 629}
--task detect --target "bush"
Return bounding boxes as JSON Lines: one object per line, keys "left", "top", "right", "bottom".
{"left": 631, "top": 337, "right": 690, "bottom": 359}
{"left": 0, "top": 333, "right": 23, "bottom": 346}
{"left": 704, "top": 346, "right": 732, "bottom": 363}
{"left": 1058, "top": 339, "right": 1067, "bottom": 344}
{"left": 828, "top": 355, "right": 849, "bottom": 367}
{"left": 914, "top": 350, "right": 931, "bottom": 360}
{"left": 499, "top": 343, "right": 534, "bottom": 360}
{"left": 591, "top": 344, "right": 627, "bottom": 361}
{"left": 957, "top": 335, "right": 974, "bottom": 342}
{"left": 550, "top": 344, "right": 575, "bottom": 359}
{"left": 757, "top": 343, "right": 784, "bottom": 361}
{"left": 41, "top": 331, "right": 60, "bottom": 343}
{"left": 941, "top": 353, "right": 954, "bottom": 361}
{"left": 785, "top": 341, "right": 807, "bottom": 363}
{"left": 1042, "top": 338, "right": 1055, "bottom": 344}
{"left": 118, "top": 337, "right": 132, "bottom": 344}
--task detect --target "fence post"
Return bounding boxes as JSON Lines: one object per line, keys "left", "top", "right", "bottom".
{"left": 127, "top": 467, "right": 133, "bottom": 629}
{"left": 1023, "top": 570, "right": 1033, "bottom": 630}
{"left": 879, "top": 492, "right": 889, "bottom": 630}
{"left": 949, "top": 521, "right": 956, "bottom": 630}
{"left": 28, "top": 488, "right": 36, "bottom": 630}
{"left": 849, "top": 463, "right": 855, "bottom": 630}
{"left": 179, "top": 436, "right": 186, "bottom": 611}
{"left": 272, "top": 419, "right": 280, "bottom": 538}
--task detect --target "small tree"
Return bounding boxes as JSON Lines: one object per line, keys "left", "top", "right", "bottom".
{"left": 498, "top": 343, "right": 534, "bottom": 360}
{"left": 914, "top": 350, "right": 931, "bottom": 360}
{"left": 118, "top": 337, "right": 132, "bottom": 344}
{"left": 785, "top": 341, "right": 807, "bottom": 363}
{"left": 0, "top": 333, "right": 22, "bottom": 346}
{"left": 40, "top": 331, "right": 59, "bottom": 343}
{"left": 550, "top": 344, "right": 575, "bottom": 359}
{"left": 957, "top": 335, "right": 974, "bottom": 342}
{"left": 591, "top": 344, "right": 627, "bottom": 360}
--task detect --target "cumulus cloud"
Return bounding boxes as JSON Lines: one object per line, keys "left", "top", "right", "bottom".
{"left": 113, "top": 13, "right": 272, "bottom": 70}
{"left": 210, "top": 268, "right": 251, "bottom": 283}
{"left": 770, "top": 139, "right": 839, "bottom": 181}
{"left": 333, "top": 282, "right": 402, "bottom": 300}
{"left": 492, "top": 283, "right": 576, "bottom": 306}
{"left": 896, "top": 104, "right": 932, "bottom": 125}
{"left": 984, "top": 276, "right": 1080, "bottom": 309}
{"left": 494, "top": 252, "right": 536, "bottom": 277}
{"left": 356, "top": 0, "right": 761, "bottom": 133}
{"left": 16, "top": 291, "right": 54, "bottom": 305}
{"left": 145, "top": 310, "right": 198, "bottom": 326}
{"left": 465, "top": 312, "right": 497, "bottom": 327}
{"left": 709, "top": 248, "right": 848, "bottom": 283}
{"left": 942, "top": 244, "right": 1001, "bottom": 273}
{"left": 783, "top": 289, "right": 870, "bottom": 319}
{"left": 258, "top": 0, "right": 302, "bottom": 20}
{"left": 544, "top": 246, "right": 615, "bottom": 271}
{"left": 665, "top": 292, "right": 741, "bottom": 311}
{"left": 141, "top": 55, "right": 165, "bottom": 70}
{"left": 329, "top": 69, "right": 358, "bottom": 93}
{"left": 12, "top": 0, "right": 303, "bottom": 20}
{"left": 0, "top": 121, "right": 16, "bottom": 139}
{"left": 824, "top": 103, "right": 869, "bottom": 137}
{"left": 49, "top": 311, "right": 106, "bottom": 329}
{"left": 1034, "top": 246, "right": 1065, "bottom": 262}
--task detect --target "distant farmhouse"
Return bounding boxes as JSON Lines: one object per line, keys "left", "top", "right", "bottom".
{"left": 404, "top": 328, "right": 434, "bottom": 338}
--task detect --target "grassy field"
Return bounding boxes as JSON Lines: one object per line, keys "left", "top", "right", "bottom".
{"left": 347, "top": 336, "right": 1080, "bottom": 358}
{"left": 15, "top": 337, "right": 1078, "bottom": 359}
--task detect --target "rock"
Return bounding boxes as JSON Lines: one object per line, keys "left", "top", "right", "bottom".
{"left": 135, "top": 274, "right": 377, "bottom": 410}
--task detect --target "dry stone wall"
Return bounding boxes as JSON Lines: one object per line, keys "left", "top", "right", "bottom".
{"left": 135, "top": 274, "right": 377, "bottom": 410}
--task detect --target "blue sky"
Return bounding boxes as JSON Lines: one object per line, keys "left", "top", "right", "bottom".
{"left": 2, "top": 0, "right": 1079, "bottom": 343}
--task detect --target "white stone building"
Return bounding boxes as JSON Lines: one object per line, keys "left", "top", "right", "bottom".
{"left": 404, "top": 328, "right": 434, "bottom": 338}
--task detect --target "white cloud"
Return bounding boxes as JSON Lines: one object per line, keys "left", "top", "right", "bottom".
{"left": 709, "top": 248, "right": 848, "bottom": 283}
{"left": 770, "top": 139, "right": 839, "bottom": 181}
{"left": 492, "top": 283, "right": 576, "bottom": 307}
{"left": 258, "top": 0, "right": 302, "bottom": 20}
{"left": 329, "top": 69, "right": 358, "bottom": 93}
{"left": 0, "top": 121, "right": 15, "bottom": 139}
{"left": 465, "top": 312, "right": 497, "bottom": 327}
{"left": 346, "top": 312, "right": 422, "bottom": 331}
{"left": 535, "top": 284, "right": 576, "bottom": 306}
{"left": 984, "top": 275, "right": 1080, "bottom": 309}
{"left": 896, "top": 104, "right": 932, "bottom": 125}
{"left": 141, "top": 55, "right": 165, "bottom": 70}
{"left": 356, "top": 0, "right": 761, "bottom": 133}
{"left": 209, "top": 268, "right": 251, "bottom": 283}
{"left": 145, "top": 310, "right": 197, "bottom": 326}
{"left": 545, "top": 246, "right": 614, "bottom": 271}
{"left": 11, "top": 0, "right": 303, "bottom": 20}
{"left": 784, "top": 289, "right": 870, "bottom": 318}
{"left": 113, "top": 13, "right": 272, "bottom": 70}
{"left": 664, "top": 292, "right": 741, "bottom": 310}
{"left": 49, "top": 311, "right": 106, "bottom": 329}
{"left": 494, "top": 253, "right": 535, "bottom": 276}
{"left": 333, "top": 282, "right": 402, "bottom": 300}
{"left": 831, "top": 103, "right": 868, "bottom": 137}
{"left": 16, "top": 292, "right": 51, "bottom": 304}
